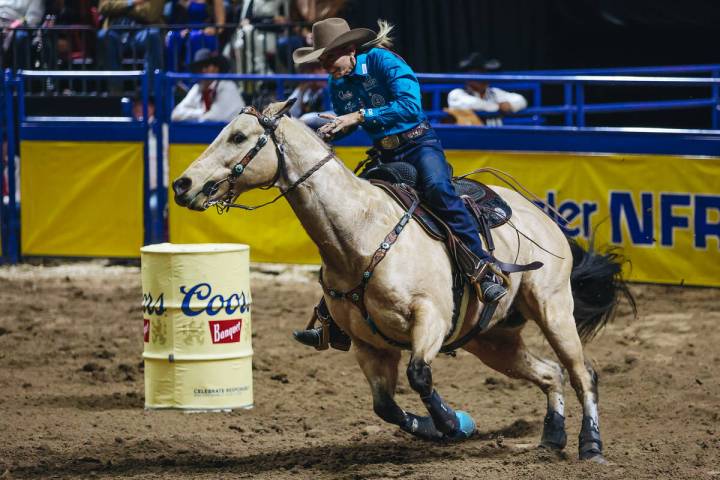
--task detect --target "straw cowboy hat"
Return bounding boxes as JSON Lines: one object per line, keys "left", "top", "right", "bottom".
{"left": 293, "top": 18, "right": 376, "bottom": 65}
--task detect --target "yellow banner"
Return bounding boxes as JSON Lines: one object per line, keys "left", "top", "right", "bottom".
{"left": 168, "top": 146, "right": 720, "bottom": 287}
{"left": 21, "top": 141, "right": 144, "bottom": 257}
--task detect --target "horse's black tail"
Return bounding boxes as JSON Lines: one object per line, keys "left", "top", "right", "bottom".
{"left": 568, "top": 237, "right": 637, "bottom": 342}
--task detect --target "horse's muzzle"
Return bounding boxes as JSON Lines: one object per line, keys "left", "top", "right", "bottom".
{"left": 173, "top": 177, "right": 192, "bottom": 206}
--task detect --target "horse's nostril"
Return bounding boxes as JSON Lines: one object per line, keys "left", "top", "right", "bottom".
{"left": 173, "top": 177, "right": 192, "bottom": 197}
{"left": 202, "top": 181, "right": 219, "bottom": 197}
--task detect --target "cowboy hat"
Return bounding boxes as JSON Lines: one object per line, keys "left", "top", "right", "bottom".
{"left": 458, "top": 52, "right": 502, "bottom": 73}
{"left": 293, "top": 18, "right": 376, "bottom": 65}
{"left": 190, "top": 48, "right": 230, "bottom": 74}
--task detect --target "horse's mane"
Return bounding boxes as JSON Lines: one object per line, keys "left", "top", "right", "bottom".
{"left": 283, "top": 116, "right": 334, "bottom": 155}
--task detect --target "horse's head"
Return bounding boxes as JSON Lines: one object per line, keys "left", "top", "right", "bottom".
{"left": 172, "top": 99, "right": 296, "bottom": 211}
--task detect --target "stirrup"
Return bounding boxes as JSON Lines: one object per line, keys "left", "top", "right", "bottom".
{"left": 472, "top": 262, "right": 510, "bottom": 304}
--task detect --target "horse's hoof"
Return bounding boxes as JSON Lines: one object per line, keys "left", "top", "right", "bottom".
{"left": 583, "top": 454, "right": 608, "bottom": 464}
{"left": 445, "top": 411, "right": 476, "bottom": 440}
{"left": 539, "top": 440, "right": 565, "bottom": 451}
{"left": 540, "top": 411, "right": 567, "bottom": 450}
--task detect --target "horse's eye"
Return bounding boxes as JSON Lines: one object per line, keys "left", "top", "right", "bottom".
{"left": 229, "top": 132, "right": 246, "bottom": 144}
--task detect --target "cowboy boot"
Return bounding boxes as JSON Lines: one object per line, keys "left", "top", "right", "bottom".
{"left": 293, "top": 298, "right": 352, "bottom": 351}
{"left": 479, "top": 272, "right": 508, "bottom": 303}
{"left": 454, "top": 242, "right": 508, "bottom": 303}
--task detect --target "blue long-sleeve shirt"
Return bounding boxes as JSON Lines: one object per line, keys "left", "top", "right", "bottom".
{"left": 328, "top": 48, "right": 426, "bottom": 141}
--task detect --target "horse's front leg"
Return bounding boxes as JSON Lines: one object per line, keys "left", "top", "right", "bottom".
{"left": 406, "top": 301, "right": 477, "bottom": 440}
{"left": 354, "top": 340, "right": 444, "bottom": 441}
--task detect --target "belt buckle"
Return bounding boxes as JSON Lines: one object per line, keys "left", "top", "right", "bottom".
{"left": 380, "top": 135, "right": 400, "bottom": 150}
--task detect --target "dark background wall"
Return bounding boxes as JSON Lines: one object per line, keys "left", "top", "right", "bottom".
{"left": 342, "top": 0, "right": 720, "bottom": 72}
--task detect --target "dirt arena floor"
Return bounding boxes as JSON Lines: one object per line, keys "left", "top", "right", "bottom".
{"left": 0, "top": 261, "right": 718, "bottom": 479}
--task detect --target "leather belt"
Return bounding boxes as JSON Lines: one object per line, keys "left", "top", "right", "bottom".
{"left": 375, "top": 121, "right": 430, "bottom": 150}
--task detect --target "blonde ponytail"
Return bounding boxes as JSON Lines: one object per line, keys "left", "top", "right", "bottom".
{"left": 361, "top": 19, "right": 394, "bottom": 50}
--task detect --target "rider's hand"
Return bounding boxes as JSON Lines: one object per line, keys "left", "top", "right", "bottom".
{"left": 317, "top": 111, "right": 362, "bottom": 139}
{"left": 498, "top": 101, "right": 513, "bottom": 114}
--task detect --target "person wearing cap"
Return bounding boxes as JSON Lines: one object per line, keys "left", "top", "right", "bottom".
{"left": 171, "top": 49, "right": 245, "bottom": 122}
{"left": 291, "top": 18, "right": 508, "bottom": 351}
{"left": 447, "top": 52, "right": 527, "bottom": 126}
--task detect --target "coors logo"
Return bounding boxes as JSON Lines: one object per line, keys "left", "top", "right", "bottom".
{"left": 209, "top": 319, "right": 243, "bottom": 344}
{"left": 143, "top": 319, "right": 150, "bottom": 342}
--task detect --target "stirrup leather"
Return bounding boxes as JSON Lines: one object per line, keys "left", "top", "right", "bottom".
{"left": 305, "top": 304, "right": 331, "bottom": 351}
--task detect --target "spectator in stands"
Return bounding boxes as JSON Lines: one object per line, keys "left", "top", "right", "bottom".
{"left": 287, "top": 61, "right": 331, "bottom": 128}
{"left": 97, "top": 0, "right": 164, "bottom": 90}
{"left": 171, "top": 48, "right": 244, "bottom": 121}
{"left": 0, "top": 0, "right": 44, "bottom": 69}
{"left": 447, "top": 52, "right": 527, "bottom": 126}
{"left": 230, "top": 0, "right": 289, "bottom": 74}
{"left": 165, "top": 0, "right": 225, "bottom": 72}
{"left": 44, "top": 0, "right": 97, "bottom": 71}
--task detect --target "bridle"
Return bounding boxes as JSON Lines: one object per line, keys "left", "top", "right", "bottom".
{"left": 203, "top": 103, "right": 334, "bottom": 214}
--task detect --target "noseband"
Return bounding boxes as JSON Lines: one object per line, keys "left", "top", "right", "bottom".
{"left": 204, "top": 105, "right": 333, "bottom": 213}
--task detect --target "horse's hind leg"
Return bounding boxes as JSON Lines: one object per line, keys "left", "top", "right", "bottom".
{"left": 463, "top": 327, "right": 568, "bottom": 450}
{"left": 405, "top": 301, "right": 476, "bottom": 440}
{"left": 533, "top": 288, "right": 605, "bottom": 462}
{"left": 354, "top": 341, "right": 444, "bottom": 440}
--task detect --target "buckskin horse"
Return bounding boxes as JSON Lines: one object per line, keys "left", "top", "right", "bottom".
{"left": 172, "top": 100, "right": 634, "bottom": 463}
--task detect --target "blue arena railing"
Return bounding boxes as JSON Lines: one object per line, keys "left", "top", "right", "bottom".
{"left": 9, "top": 69, "right": 164, "bottom": 261}
{"left": 3, "top": 68, "right": 720, "bottom": 264}
{"left": 2, "top": 70, "right": 19, "bottom": 264}
{"left": 159, "top": 71, "right": 720, "bottom": 130}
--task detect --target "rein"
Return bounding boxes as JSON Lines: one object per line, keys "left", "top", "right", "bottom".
{"left": 203, "top": 105, "right": 333, "bottom": 214}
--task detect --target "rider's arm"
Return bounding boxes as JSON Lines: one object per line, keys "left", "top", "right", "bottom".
{"left": 360, "top": 49, "right": 423, "bottom": 129}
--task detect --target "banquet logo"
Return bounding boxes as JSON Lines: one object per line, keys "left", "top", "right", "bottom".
{"left": 143, "top": 319, "right": 150, "bottom": 342}
{"left": 209, "top": 320, "right": 243, "bottom": 344}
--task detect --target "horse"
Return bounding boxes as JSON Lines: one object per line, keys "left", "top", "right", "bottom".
{"left": 172, "top": 100, "right": 635, "bottom": 463}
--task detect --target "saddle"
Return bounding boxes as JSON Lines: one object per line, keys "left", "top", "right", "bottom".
{"left": 363, "top": 161, "right": 512, "bottom": 257}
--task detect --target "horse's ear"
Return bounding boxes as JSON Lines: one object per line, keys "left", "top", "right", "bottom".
{"left": 264, "top": 98, "right": 297, "bottom": 119}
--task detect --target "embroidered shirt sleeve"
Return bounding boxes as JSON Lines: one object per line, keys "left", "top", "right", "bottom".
{"left": 361, "top": 50, "right": 423, "bottom": 128}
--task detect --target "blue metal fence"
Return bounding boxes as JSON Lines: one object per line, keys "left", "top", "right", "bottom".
{"left": 1, "top": 66, "right": 720, "bottom": 264}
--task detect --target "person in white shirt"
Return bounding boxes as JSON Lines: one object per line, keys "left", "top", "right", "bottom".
{"left": 287, "top": 61, "right": 332, "bottom": 129}
{"left": 0, "top": 0, "right": 44, "bottom": 69}
{"left": 447, "top": 53, "right": 527, "bottom": 126}
{"left": 171, "top": 49, "right": 245, "bottom": 122}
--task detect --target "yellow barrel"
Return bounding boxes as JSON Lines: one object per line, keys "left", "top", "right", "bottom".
{"left": 140, "top": 243, "right": 253, "bottom": 410}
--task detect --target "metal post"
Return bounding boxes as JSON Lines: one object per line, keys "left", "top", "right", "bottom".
{"left": 563, "top": 82, "right": 573, "bottom": 126}
{"left": 154, "top": 70, "right": 167, "bottom": 243}
{"left": 141, "top": 70, "right": 152, "bottom": 246}
{"left": 576, "top": 83, "right": 585, "bottom": 128}
{"left": 4, "top": 70, "right": 19, "bottom": 263}
{"left": 711, "top": 69, "right": 719, "bottom": 130}
{"left": 0, "top": 72, "right": 6, "bottom": 261}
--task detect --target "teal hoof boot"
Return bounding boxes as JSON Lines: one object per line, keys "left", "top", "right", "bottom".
{"left": 446, "top": 411, "right": 476, "bottom": 440}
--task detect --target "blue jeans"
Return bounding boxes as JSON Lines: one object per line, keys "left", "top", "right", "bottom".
{"left": 97, "top": 27, "right": 162, "bottom": 89}
{"left": 379, "top": 128, "right": 489, "bottom": 260}
{"left": 165, "top": 29, "right": 219, "bottom": 72}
